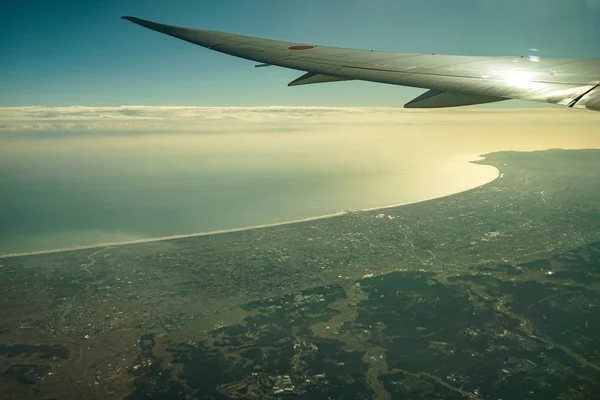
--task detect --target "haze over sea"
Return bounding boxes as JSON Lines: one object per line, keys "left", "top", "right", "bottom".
{"left": 1, "top": 106, "right": 599, "bottom": 256}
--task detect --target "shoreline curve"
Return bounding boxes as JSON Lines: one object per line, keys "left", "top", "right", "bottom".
{"left": 0, "top": 156, "right": 500, "bottom": 259}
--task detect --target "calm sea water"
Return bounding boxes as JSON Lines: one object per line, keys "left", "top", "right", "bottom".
{"left": 0, "top": 131, "right": 499, "bottom": 255}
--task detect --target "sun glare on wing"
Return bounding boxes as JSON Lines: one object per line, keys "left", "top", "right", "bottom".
{"left": 499, "top": 69, "right": 536, "bottom": 88}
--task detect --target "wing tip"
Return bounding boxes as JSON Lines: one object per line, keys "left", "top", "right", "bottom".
{"left": 121, "top": 16, "right": 172, "bottom": 33}
{"left": 122, "top": 16, "right": 153, "bottom": 26}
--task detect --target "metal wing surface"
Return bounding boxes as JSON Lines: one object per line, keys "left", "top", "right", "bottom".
{"left": 123, "top": 16, "right": 600, "bottom": 112}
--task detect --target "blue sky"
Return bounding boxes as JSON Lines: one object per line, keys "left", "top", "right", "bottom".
{"left": 1, "top": 0, "right": 599, "bottom": 106}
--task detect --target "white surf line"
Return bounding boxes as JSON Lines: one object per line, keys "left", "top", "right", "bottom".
{"left": 0, "top": 211, "right": 346, "bottom": 259}
{"left": 0, "top": 158, "right": 500, "bottom": 260}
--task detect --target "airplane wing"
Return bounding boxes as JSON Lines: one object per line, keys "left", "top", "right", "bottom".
{"left": 122, "top": 16, "right": 600, "bottom": 112}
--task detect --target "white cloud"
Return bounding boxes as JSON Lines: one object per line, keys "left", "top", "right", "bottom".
{"left": 0, "top": 106, "right": 385, "bottom": 132}
{"left": 0, "top": 105, "right": 597, "bottom": 134}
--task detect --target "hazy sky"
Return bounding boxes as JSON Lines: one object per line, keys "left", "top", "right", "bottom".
{"left": 2, "top": 0, "right": 599, "bottom": 106}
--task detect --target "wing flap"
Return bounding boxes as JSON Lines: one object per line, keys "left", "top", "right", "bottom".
{"left": 288, "top": 72, "right": 352, "bottom": 86}
{"left": 404, "top": 90, "right": 507, "bottom": 109}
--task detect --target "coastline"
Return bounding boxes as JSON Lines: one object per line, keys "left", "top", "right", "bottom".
{"left": 0, "top": 156, "right": 500, "bottom": 260}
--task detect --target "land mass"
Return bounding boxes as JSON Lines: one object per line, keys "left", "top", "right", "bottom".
{"left": 1, "top": 149, "right": 600, "bottom": 399}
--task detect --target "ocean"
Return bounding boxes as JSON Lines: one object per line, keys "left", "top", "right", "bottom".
{"left": 0, "top": 144, "right": 497, "bottom": 255}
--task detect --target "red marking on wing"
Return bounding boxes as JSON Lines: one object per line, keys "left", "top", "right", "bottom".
{"left": 288, "top": 45, "right": 315, "bottom": 50}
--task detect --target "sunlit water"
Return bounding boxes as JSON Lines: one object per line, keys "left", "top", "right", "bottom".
{"left": 0, "top": 135, "right": 499, "bottom": 255}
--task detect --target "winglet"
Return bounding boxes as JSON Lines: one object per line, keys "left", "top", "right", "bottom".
{"left": 121, "top": 16, "right": 224, "bottom": 50}
{"left": 122, "top": 16, "right": 174, "bottom": 33}
{"left": 122, "top": 16, "right": 152, "bottom": 27}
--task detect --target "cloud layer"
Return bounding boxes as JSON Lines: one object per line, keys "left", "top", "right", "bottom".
{"left": 1, "top": 105, "right": 598, "bottom": 133}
